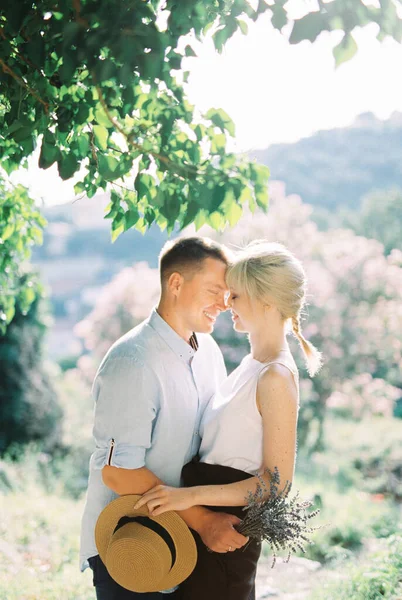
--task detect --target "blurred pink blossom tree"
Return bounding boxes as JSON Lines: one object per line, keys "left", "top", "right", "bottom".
{"left": 74, "top": 184, "right": 402, "bottom": 448}
{"left": 213, "top": 182, "right": 402, "bottom": 448}
{"left": 75, "top": 262, "right": 160, "bottom": 381}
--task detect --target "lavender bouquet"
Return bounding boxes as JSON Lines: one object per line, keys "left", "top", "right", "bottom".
{"left": 236, "top": 467, "right": 320, "bottom": 567}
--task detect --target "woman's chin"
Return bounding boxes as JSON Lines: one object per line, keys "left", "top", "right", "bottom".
{"left": 233, "top": 321, "right": 245, "bottom": 333}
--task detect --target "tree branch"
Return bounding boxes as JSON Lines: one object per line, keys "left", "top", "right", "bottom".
{"left": 0, "top": 27, "right": 44, "bottom": 77}
{"left": 72, "top": 0, "right": 89, "bottom": 27}
{"left": 0, "top": 59, "right": 50, "bottom": 114}
{"left": 94, "top": 81, "right": 200, "bottom": 178}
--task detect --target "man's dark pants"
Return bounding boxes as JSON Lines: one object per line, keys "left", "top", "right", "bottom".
{"left": 88, "top": 555, "right": 181, "bottom": 600}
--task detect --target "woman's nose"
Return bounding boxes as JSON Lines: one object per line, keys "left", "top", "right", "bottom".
{"left": 216, "top": 293, "right": 229, "bottom": 311}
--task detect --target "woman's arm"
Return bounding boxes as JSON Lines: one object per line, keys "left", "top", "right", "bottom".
{"left": 135, "top": 364, "right": 299, "bottom": 514}
{"left": 103, "top": 465, "right": 247, "bottom": 550}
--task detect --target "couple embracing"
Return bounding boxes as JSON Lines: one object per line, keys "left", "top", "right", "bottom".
{"left": 80, "top": 236, "right": 321, "bottom": 600}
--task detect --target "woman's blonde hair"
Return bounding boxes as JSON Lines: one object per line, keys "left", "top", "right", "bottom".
{"left": 227, "top": 240, "right": 322, "bottom": 377}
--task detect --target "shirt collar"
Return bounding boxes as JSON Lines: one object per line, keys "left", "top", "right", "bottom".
{"left": 149, "top": 308, "right": 197, "bottom": 365}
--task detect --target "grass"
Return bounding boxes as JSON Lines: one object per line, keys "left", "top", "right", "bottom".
{"left": 0, "top": 482, "right": 93, "bottom": 599}
{"left": 0, "top": 415, "right": 401, "bottom": 599}
{"left": 311, "top": 533, "right": 402, "bottom": 600}
{"left": 260, "top": 415, "right": 402, "bottom": 566}
{"left": 259, "top": 473, "right": 401, "bottom": 565}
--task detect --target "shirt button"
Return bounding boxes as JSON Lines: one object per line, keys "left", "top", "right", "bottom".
{"left": 194, "top": 431, "right": 199, "bottom": 436}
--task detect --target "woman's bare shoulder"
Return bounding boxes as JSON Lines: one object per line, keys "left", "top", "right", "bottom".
{"left": 257, "top": 362, "right": 299, "bottom": 412}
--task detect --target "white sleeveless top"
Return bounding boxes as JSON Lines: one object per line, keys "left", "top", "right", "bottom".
{"left": 199, "top": 353, "right": 299, "bottom": 474}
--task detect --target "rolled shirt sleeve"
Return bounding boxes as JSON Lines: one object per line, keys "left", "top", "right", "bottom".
{"left": 91, "top": 354, "right": 160, "bottom": 471}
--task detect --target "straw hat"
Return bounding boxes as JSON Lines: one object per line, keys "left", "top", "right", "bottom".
{"left": 95, "top": 494, "right": 197, "bottom": 593}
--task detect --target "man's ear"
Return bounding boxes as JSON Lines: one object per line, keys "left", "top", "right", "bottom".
{"left": 167, "top": 272, "right": 184, "bottom": 297}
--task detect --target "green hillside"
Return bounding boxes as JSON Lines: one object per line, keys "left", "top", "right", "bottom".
{"left": 252, "top": 112, "right": 402, "bottom": 211}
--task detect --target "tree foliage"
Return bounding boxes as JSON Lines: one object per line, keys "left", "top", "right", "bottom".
{"left": 1, "top": 0, "right": 401, "bottom": 238}
{"left": 341, "top": 188, "right": 402, "bottom": 256}
{"left": 213, "top": 184, "right": 402, "bottom": 448}
{"left": 0, "top": 0, "right": 274, "bottom": 239}
{"left": 1, "top": 0, "right": 401, "bottom": 334}
{"left": 0, "top": 284, "right": 62, "bottom": 455}
{"left": 0, "top": 178, "right": 46, "bottom": 332}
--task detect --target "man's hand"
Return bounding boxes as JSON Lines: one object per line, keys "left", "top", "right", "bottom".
{"left": 197, "top": 511, "right": 249, "bottom": 553}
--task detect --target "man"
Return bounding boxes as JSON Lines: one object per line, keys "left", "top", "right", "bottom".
{"left": 80, "top": 236, "right": 248, "bottom": 599}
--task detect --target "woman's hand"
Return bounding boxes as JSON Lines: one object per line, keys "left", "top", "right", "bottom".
{"left": 133, "top": 485, "right": 197, "bottom": 516}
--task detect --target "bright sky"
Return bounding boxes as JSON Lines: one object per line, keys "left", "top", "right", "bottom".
{"left": 11, "top": 13, "right": 402, "bottom": 205}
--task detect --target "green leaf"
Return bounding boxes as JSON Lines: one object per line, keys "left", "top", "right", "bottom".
{"left": 57, "top": 153, "right": 79, "bottom": 180}
{"left": 93, "top": 125, "right": 108, "bottom": 151}
{"left": 211, "top": 133, "right": 226, "bottom": 154}
{"left": 205, "top": 108, "right": 236, "bottom": 137}
{"left": 250, "top": 162, "right": 270, "bottom": 186}
{"left": 239, "top": 185, "right": 253, "bottom": 208}
{"left": 211, "top": 185, "right": 226, "bottom": 211}
{"left": 98, "top": 154, "right": 119, "bottom": 179}
{"left": 185, "top": 45, "right": 197, "bottom": 57}
{"left": 6, "top": 121, "right": 24, "bottom": 135}
{"left": 208, "top": 211, "right": 225, "bottom": 231}
{"left": 162, "top": 193, "right": 181, "bottom": 224}
{"left": 168, "top": 51, "right": 182, "bottom": 70}
{"left": 25, "top": 38, "right": 45, "bottom": 66}
{"left": 226, "top": 201, "right": 243, "bottom": 227}
{"left": 271, "top": 4, "right": 288, "bottom": 30}
{"left": 20, "top": 285, "right": 36, "bottom": 308}
{"left": 76, "top": 104, "right": 90, "bottom": 125}
{"left": 1, "top": 223, "right": 15, "bottom": 241}
{"left": 94, "top": 106, "right": 112, "bottom": 128}
{"left": 39, "top": 136, "right": 59, "bottom": 169}
{"left": 255, "top": 185, "right": 269, "bottom": 209}
{"left": 60, "top": 54, "right": 77, "bottom": 84}
{"left": 5, "top": 304, "right": 15, "bottom": 323}
{"left": 7, "top": 2, "right": 25, "bottom": 31}
{"left": 194, "top": 124, "right": 206, "bottom": 141}
{"left": 289, "top": 12, "right": 328, "bottom": 44}
{"left": 74, "top": 181, "right": 86, "bottom": 195}
{"left": 111, "top": 212, "right": 125, "bottom": 242}
{"left": 111, "top": 222, "right": 125, "bottom": 242}
{"left": 77, "top": 134, "right": 90, "bottom": 156}
{"left": 63, "top": 22, "right": 81, "bottom": 47}
{"left": 333, "top": 34, "right": 358, "bottom": 67}
{"left": 213, "top": 19, "right": 238, "bottom": 53}
{"left": 180, "top": 200, "right": 200, "bottom": 229}
{"left": 192, "top": 209, "right": 206, "bottom": 231}
{"left": 236, "top": 19, "right": 248, "bottom": 35}
{"left": 124, "top": 209, "right": 140, "bottom": 230}
{"left": 152, "top": 189, "right": 164, "bottom": 208}
{"left": 135, "top": 173, "right": 155, "bottom": 200}
{"left": 12, "top": 126, "right": 34, "bottom": 143}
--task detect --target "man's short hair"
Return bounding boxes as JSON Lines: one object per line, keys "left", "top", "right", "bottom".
{"left": 159, "top": 236, "right": 230, "bottom": 285}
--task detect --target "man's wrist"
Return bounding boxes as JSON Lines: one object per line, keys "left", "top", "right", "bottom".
{"left": 190, "top": 505, "right": 213, "bottom": 535}
{"left": 179, "top": 503, "right": 212, "bottom": 534}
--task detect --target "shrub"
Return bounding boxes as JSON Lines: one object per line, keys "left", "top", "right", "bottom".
{"left": 0, "top": 286, "right": 62, "bottom": 455}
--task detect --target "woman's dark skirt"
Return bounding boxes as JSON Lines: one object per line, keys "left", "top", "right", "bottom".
{"left": 177, "top": 460, "right": 261, "bottom": 600}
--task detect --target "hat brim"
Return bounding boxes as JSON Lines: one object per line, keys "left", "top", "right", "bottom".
{"left": 95, "top": 494, "right": 197, "bottom": 592}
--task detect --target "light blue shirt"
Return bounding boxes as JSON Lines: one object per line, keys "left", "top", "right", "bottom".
{"left": 79, "top": 308, "right": 227, "bottom": 586}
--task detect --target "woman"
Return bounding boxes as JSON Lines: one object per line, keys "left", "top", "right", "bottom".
{"left": 135, "top": 241, "right": 322, "bottom": 600}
